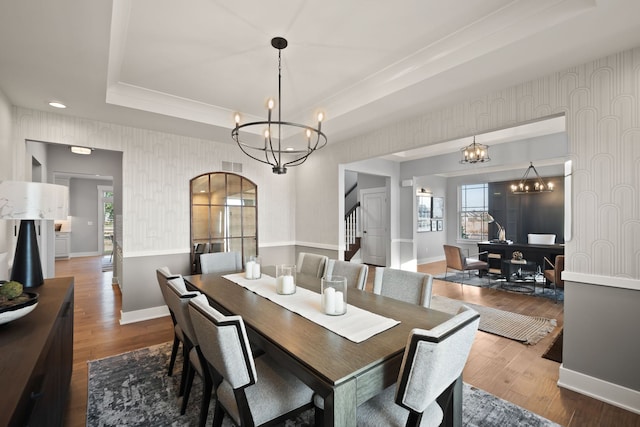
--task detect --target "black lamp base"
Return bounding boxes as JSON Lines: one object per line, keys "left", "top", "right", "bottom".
{"left": 10, "top": 220, "right": 44, "bottom": 288}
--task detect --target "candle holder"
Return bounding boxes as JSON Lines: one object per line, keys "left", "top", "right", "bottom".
{"left": 321, "top": 276, "right": 347, "bottom": 315}
{"left": 244, "top": 255, "right": 262, "bottom": 280}
{"left": 275, "top": 264, "right": 296, "bottom": 294}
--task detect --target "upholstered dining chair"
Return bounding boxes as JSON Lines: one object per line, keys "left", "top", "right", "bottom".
{"left": 165, "top": 278, "right": 213, "bottom": 426}
{"left": 296, "top": 252, "right": 329, "bottom": 278}
{"left": 325, "top": 259, "right": 369, "bottom": 290}
{"left": 372, "top": 267, "right": 433, "bottom": 308}
{"left": 187, "top": 294, "right": 315, "bottom": 427}
{"left": 442, "top": 244, "right": 489, "bottom": 289}
{"left": 544, "top": 255, "right": 565, "bottom": 302}
{"left": 354, "top": 305, "right": 480, "bottom": 426}
{"left": 156, "top": 267, "right": 185, "bottom": 377}
{"left": 200, "top": 251, "right": 243, "bottom": 274}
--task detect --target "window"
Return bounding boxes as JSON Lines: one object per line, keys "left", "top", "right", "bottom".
{"left": 459, "top": 183, "right": 489, "bottom": 241}
{"left": 190, "top": 172, "right": 257, "bottom": 273}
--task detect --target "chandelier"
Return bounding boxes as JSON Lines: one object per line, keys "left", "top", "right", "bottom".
{"left": 511, "top": 162, "right": 554, "bottom": 194}
{"left": 231, "top": 37, "right": 327, "bottom": 175}
{"left": 460, "top": 136, "right": 490, "bottom": 164}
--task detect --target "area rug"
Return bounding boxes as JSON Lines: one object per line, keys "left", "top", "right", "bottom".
{"left": 430, "top": 295, "right": 557, "bottom": 345}
{"left": 542, "top": 329, "right": 563, "bottom": 363}
{"left": 87, "top": 342, "right": 561, "bottom": 427}
{"left": 435, "top": 272, "right": 564, "bottom": 302}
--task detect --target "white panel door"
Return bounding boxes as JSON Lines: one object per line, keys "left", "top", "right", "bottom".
{"left": 361, "top": 188, "right": 387, "bottom": 266}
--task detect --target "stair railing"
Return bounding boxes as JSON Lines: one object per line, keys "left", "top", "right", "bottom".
{"left": 345, "top": 202, "right": 360, "bottom": 249}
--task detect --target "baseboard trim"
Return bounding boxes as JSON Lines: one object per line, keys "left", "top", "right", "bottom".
{"left": 558, "top": 364, "right": 640, "bottom": 415}
{"left": 119, "top": 305, "right": 169, "bottom": 325}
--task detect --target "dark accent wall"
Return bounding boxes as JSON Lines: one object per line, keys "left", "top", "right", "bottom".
{"left": 488, "top": 176, "right": 564, "bottom": 244}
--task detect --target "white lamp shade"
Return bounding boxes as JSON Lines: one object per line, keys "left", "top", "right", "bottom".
{"left": 0, "top": 181, "right": 69, "bottom": 220}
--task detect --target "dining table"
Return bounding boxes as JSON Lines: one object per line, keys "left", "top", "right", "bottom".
{"left": 184, "top": 268, "right": 462, "bottom": 427}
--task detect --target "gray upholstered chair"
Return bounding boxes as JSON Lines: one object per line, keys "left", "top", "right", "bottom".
{"left": 187, "top": 294, "right": 314, "bottom": 427}
{"left": 166, "top": 278, "right": 213, "bottom": 426}
{"left": 156, "top": 267, "right": 184, "bottom": 377}
{"left": 296, "top": 252, "right": 329, "bottom": 278}
{"left": 372, "top": 267, "right": 433, "bottom": 308}
{"left": 324, "top": 259, "right": 368, "bottom": 290}
{"left": 355, "top": 305, "right": 480, "bottom": 426}
{"left": 443, "top": 244, "right": 489, "bottom": 288}
{"left": 200, "top": 251, "right": 243, "bottom": 274}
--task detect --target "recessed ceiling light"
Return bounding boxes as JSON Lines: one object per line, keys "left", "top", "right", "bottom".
{"left": 48, "top": 101, "right": 67, "bottom": 109}
{"left": 70, "top": 146, "right": 92, "bottom": 155}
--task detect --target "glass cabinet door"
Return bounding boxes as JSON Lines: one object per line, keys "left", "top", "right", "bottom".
{"left": 190, "top": 172, "right": 258, "bottom": 273}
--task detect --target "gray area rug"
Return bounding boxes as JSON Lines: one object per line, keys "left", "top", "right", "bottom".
{"left": 435, "top": 272, "right": 564, "bottom": 302}
{"left": 430, "top": 295, "right": 557, "bottom": 345}
{"left": 87, "top": 342, "right": 561, "bottom": 426}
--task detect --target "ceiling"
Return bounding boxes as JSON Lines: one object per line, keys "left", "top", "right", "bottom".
{"left": 2, "top": 0, "right": 640, "bottom": 151}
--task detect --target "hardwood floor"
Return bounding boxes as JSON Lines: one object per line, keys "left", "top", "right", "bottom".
{"left": 60, "top": 256, "right": 640, "bottom": 426}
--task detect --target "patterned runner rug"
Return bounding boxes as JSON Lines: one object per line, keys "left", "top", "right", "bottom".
{"left": 87, "top": 342, "right": 561, "bottom": 426}
{"left": 430, "top": 295, "right": 557, "bottom": 345}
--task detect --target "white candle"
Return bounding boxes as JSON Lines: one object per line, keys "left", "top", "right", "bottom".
{"left": 281, "top": 275, "right": 295, "bottom": 294}
{"left": 324, "top": 287, "right": 336, "bottom": 314}
{"left": 245, "top": 261, "right": 255, "bottom": 279}
{"left": 276, "top": 276, "right": 284, "bottom": 292}
{"left": 334, "top": 291, "right": 345, "bottom": 314}
{"left": 252, "top": 262, "right": 261, "bottom": 279}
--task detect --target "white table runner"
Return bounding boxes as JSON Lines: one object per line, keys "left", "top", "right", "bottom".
{"left": 223, "top": 273, "right": 400, "bottom": 343}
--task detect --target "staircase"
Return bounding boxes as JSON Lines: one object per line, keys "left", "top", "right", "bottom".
{"left": 345, "top": 202, "right": 361, "bottom": 261}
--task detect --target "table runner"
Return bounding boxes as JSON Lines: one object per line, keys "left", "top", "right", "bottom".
{"left": 223, "top": 273, "right": 400, "bottom": 343}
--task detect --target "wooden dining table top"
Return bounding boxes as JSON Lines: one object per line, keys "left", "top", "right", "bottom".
{"left": 184, "top": 269, "right": 453, "bottom": 391}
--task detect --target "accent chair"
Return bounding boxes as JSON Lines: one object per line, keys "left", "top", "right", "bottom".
{"left": 543, "top": 255, "right": 564, "bottom": 302}
{"left": 443, "top": 244, "right": 489, "bottom": 288}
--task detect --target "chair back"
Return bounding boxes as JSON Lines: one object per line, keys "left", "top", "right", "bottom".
{"left": 553, "top": 255, "right": 565, "bottom": 286}
{"left": 395, "top": 306, "right": 480, "bottom": 414}
{"left": 372, "top": 267, "right": 433, "bottom": 308}
{"left": 200, "top": 251, "right": 243, "bottom": 274}
{"left": 296, "top": 252, "right": 329, "bottom": 278}
{"left": 188, "top": 294, "right": 257, "bottom": 390}
{"left": 166, "top": 278, "right": 200, "bottom": 345}
{"left": 528, "top": 234, "right": 556, "bottom": 245}
{"left": 443, "top": 245, "right": 465, "bottom": 270}
{"left": 325, "top": 259, "right": 368, "bottom": 289}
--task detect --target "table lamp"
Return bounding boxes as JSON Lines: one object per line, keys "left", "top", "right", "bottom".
{"left": 484, "top": 213, "right": 506, "bottom": 242}
{"left": 0, "top": 180, "right": 69, "bottom": 288}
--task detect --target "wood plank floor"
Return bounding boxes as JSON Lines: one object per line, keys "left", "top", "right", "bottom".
{"left": 60, "top": 256, "right": 640, "bottom": 426}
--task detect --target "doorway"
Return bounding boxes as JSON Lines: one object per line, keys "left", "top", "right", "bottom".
{"left": 98, "top": 185, "right": 114, "bottom": 266}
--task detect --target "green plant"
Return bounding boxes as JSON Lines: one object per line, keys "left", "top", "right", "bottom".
{"left": 0, "top": 281, "right": 23, "bottom": 299}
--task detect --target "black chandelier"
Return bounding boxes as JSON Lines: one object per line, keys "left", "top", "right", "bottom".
{"left": 511, "top": 162, "right": 554, "bottom": 194}
{"left": 232, "top": 37, "right": 327, "bottom": 175}
{"left": 460, "top": 136, "right": 490, "bottom": 164}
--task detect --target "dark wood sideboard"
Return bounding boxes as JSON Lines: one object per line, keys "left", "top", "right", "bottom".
{"left": 477, "top": 241, "right": 564, "bottom": 275}
{"left": 0, "top": 277, "right": 74, "bottom": 427}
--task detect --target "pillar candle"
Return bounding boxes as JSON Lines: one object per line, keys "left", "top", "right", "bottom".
{"left": 281, "top": 275, "right": 295, "bottom": 294}
{"left": 245, "top": 261, "right": 255, "bottom": 279}
{"left": 334, "top": 291, "right": 345, "bottom": 314}
{"left": 252, "top": 262, "right": 261, "bottom": 279}
{"left": 323, "top": 287, "right": 336, "bottom": 314}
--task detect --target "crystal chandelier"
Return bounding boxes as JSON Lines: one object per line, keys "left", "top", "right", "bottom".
{"left": 511, "top": 162, "right": 554, "bottom": 194}
{"left": 460, "top": 136, "right": 490, "bottom": 164}
{"left": 232, "top": 37, "right": 327, "bottom": 175}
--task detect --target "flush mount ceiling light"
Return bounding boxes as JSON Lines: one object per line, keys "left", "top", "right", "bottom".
{"left": 231, "top": 37, "right": 327, "bottom": 175}
{"left": 511, "top": 162, "right": 554, "bottom": 194}
{"left": 48, "top": 101, "right": 67, "bottom": 109}
{"left": 70, "top": 146, "right": 92, "bottom": 155}
{"left": 460, "top": 136, "right": 490, "bottom": 164}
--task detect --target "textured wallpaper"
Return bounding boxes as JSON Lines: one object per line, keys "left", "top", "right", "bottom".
{"left": 306, "top": 47, "right": 640, "bottom": 279}
{"left": 12, "top": 108, "right": 297, "bottom": 256}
